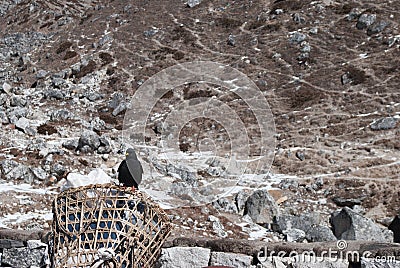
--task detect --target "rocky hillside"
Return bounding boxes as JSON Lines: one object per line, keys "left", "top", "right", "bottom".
{"left": 0, "top": 0, "right": 399, "bottom": 260}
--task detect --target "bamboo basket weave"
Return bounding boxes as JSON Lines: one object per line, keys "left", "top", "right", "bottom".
{"left": 50, "top": 184, "right": 172, "bottom": 268}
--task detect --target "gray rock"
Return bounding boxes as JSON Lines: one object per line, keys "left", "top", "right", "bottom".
{"left": 283, "top": 228, "right": 306, "bottom": 242}
{"left": 15, "top": 117, "right": 37, "bottom": 135}
{"left": 51, "top": 163, "right": 66, "bottom": 178}
{"left": 295, "top": 151, "right": 305, "bottom": 161}
{"left": 90, "top": 117, "right": 106, "bottom": 131}
{"left": 212, "top": 197, "right": 238, "bottom": 214}
{"left": 77, "top": 130, "right": 101, "bottom": 151}
{"left": 143, "top": 28, "right": 159, "bottom": 38}
{"left": 292, "top": 13, "right": 305, "bottom": 23}
{"left": 62, "top": 139, "right": 78, "bottom": 150}
{"left": 2, "top": 82, "right": 12, "bottom": 94}
{"left": 84, "top": 91, "right": 103, "bottom": 102}
{"left": 45, "top": 89, "right": 65, "bottom": 100}
{"left": 273, "top": 213, "right": 336, "bottom": 242}
{"left": 208, "top": 215, "right": 227, "bottom": 238}
{"left": 164, "top": 163, "right": 198, "bottom": 186}
{"left": 388, "top": 215, "right": 400, "bottom": 243}
{"left": 0, "top": 110, "right": 9, "bottom": 124}
{"left": 370, "top": 117, "right": 397, "bottom": 130}
{"left": 235, "top": 190, "right": 251, "bottom": 214}
{"left": 187, "top": 0, "right": 201, "bottom": 8}
{"left": 347, "top": 8, "right": 362, "bottom": 21}
{"left": 289, "top": 32, "right": 307, "bottom": 44}
{"left": 35, "top": 69, "right": 48, "bottom": 79}
{"left": 361, "top": 258, "right": 400, "bottom": 268}
{"left": 97, "top": 136, "right": 111, "bottom": 154}
{"left": 50, "top": 109, "right": 73, "bottom": 121}
{"left": 341, "top": 72, "right": 353, "bottom": 85}
{"left": 357, "top": 14, "right": 377, "bottom": 30}
{"left": 10, "top": 95, "right": 27, "bottom": 107}
{"left": 109, "top": 92, "right": 125, "bottom": 109}
{"left": 368, "top": 21, "right": 389, "bottom": 36}
{"left": 31, "top": 167, "right": 48, "bottom": 181}
{"left": 2, "top": 246, "right": 47, "bottom": 267}
{"left": 98, "top": 34, "right": 113, "bottom": 47}
{"left": 0, "top": 160, "right": 36, "bottom": 183}
{"left": 244, "top": 189, "right": 279, "bottom": 225}
{"left": 305, "top": 225, "right": 337, "bottom": 242}
{"left": 156, "top": 247, "right": 210, "bottom": 268}
{"left": 210, "top": 252, "right": 253, "bottom": 268}
{"left": 7, "top": 107, "right": 28, "bottom": 124}
{"left": 330, "top": 207, "right": 393, "bottom": 242}
{"left": 112, "top": 101, "right": 128, "bottom": 116}
{"left": 227, "top": 34, "right": 236, "bottom": 46}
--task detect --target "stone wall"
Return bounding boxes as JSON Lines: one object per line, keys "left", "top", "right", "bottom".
{"left": 1, "top": 229, "right": 399, "bottom": 268}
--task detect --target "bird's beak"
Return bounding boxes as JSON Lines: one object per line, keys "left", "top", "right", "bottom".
{"left": 126, "top": 153, "right": 129, "bottom": 156}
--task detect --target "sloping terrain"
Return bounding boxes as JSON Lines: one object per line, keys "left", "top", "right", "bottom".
{"left": 0, "top": 0, "right": 399, "bottom": 241}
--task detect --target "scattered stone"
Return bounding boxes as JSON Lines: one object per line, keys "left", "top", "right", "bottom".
{"left": 388, "top": 215, "right": 400, "bottom": 243}
{"left": 90, "top": 117, "right": 106, "bottom": 131}
{"left": 187, "top": 0, "right": 201, "bottom": 8}
{"left": 356, "top": 14, "right": 376, "bottom": 30}
{"left": 2, "top": 245, "right": 47, "bottom": 267}
{"left": 244, "top": 189, "right": 279, "bottom": 225}
{"left": 35, "top": 69, "right": 48, "bottom": 79}
{"left": 330, "top": 207, "right": 393, "bottom": 242}
{"left": 370, "top": 117, "right": 397, "bottom": 130}
{"left": 112, "top": 101, "right": 128, "bottom": 116}
{"left": 156, "top": 247, "right": 210, "bottom": 268}
{"left": 15, "top": 117, "right": 37, "bottom": 135}
{"left": 292, "top": 13, "right": 305, "bottom": 23}
{"left": 143, "top": 28, "right": 159, "bottom": 38}
{"left": 77, "top": 130, "right": 101, "bottom": 152}
{"left": 31, "top": 167, "right": 48, "bottom": 181}
{"left": 62, "top": 139, "right": 79, "bottom": 150}
{"left": 212, "top": 197, "right": 238, "bottom": 214}
{"left": 0, "top": 110, "right": 9, "bottom": 124}
{"left": 97, "top": 136, "right": 112, "bottom": 154}
{"left": 289, "top": 32, "right": 307, "bottom": 44}
{"left": 367, "top": 21, "right": 389, "bottom": 36}
{"left": 295, "top": 151, "right": 305, "bottom": 161}
{"left": 84, "top": 91, "right": 103, "bottom": 102}
{"left": 45, "top": 89, "right": 65, "bottom": 100}
{"left": 227, "top": 34, "right": 236, "bottom": 46}
{"left": 50, "top": 109, "right": 73, "bottom": 121}
{"left": 51, "top": 163, "right": 66, "bottom": 178}
{"left": 10, "top": 95, "right": 27, "bottom": 107}
{"left": 283, "top": 228, "right": 306, "bottom": 242}
{"left": 347, "top": 8, "right": 362, "bottom": 21}
{"left": 305, "top": 225, "right": 337, "bottom": 242}
{"left": 0, "top": 160, "right": 36, "bottom": 183}
{"left": 300, "top": 41, "right": 311, "bottom": 53}
{"left": 210, "top": 252, "right": 253, "bottom": 268}
{"left": 235, "top": 190, "right": 251, "bottom": 214}
{"left": 2, "top": 82, "right": 12, "bottom": 94}
{"left": 7, "top": 107, "right": 28, "bottom": 124}
{"left": 208, "top": 215, "right": 227, "bottom": 238}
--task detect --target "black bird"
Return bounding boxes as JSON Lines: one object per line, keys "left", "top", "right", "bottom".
{"left": 117, "top": 148, "right": 143, "bottom": 190}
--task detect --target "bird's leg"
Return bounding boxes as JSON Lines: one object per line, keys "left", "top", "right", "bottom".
{"left": 131, "top": 186, "right": 136, "bottom": 192}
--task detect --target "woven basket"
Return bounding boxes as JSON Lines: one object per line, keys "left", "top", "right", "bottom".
{"left": 50, "top": 184, "right": 172, "bottom": 268}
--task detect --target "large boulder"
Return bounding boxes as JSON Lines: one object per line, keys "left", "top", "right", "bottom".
{"left": 272, "top": 213, "right": 336, "bottom": 242}
{"left": 210, "top": 252, "right": 253, "bottom": 268}
{"left": 155, "top": 247, "right": 210, "bottom": 268}
{"left": 243, "top": 190, "right": 279, "bottom": 225}
{"left": 330, "top": 207, "right": 393, "bottom": 242}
